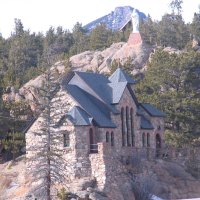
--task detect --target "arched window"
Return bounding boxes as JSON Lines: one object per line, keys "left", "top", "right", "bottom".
{"left": 89, "top": 128, "right": 97, "bottom": 153}
{"left": 156, "top": 134, "right": 161, "bottom": 157}
{"left": 111, "top": 132, "right": 114, "bottom": 146}
{"left": 121, "top": 107, "right": 125, "bottom": 146}
{"left": 106, "top": 131, "right": 109, "bottom": 143}
{"left": 142, "top": 132, "right": 146, "bottom": 147}
{"left": 156, "top": 134, "right": 161, "bottom": 149}
{"left": 126, "top": 106, "right": 130, "bottom": 146}
{"left": 130, "top": 108, "right": 135, "bottom": 147}
{"left": 147, "top": 133, "right": 150, "bottom": 147}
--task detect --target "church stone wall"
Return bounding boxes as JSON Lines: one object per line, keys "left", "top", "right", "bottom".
{"left": 112, "top": 87, "right": 141, "bottom": 149}
{"left": 26, "top": 85, "right": 165, "bottom": 198}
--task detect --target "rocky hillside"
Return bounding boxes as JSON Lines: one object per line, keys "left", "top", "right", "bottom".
{"left": 2, "top": 39, "right": 186, "bottom": 114}
{"left": 83, "top": 6, "right": 146, "bottom": 31}
{"left": 2, "top": 41, "right": 153, "bottom": 113}
{"left": 0, "top": 156, "right": 200, "bottom": 200}
{"left": 70, "top": 42, "right": 152, "bottom": 74}
{"left": 3, "top": 34, "right": 193, "bottom": 119}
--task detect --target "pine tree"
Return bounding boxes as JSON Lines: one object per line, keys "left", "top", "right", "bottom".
{"left": 26, "top": 54, "right": 71, "bottom": 199}
{"left": 190, "top": 12, "right": 200, "bottom": 41}
{"left": 135, "top": 49, "right": 200, "bottom": 146}
{"left": 69, "top": 22, "right": 89, "bottom": 55}
{"left": 140, "top": 14, "right": 158, "bottom": 45}
{"left": 170, "top": 0, "right": 183, "bottom": 15}
{"left": 157, "top": 14, "right": 190, "bottom": 49}
{"left": 89, "top": 23, "right": 113, "bottom": 50}
{"left": 2, "top": 131, "right": 25, "bottom": 160}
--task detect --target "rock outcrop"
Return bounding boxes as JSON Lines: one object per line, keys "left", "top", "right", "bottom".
{"left": 70, "top": 42, "right": 153, "bottom": 74}
{"left": 2, "top": 64, "right": 67, "bottom": 113}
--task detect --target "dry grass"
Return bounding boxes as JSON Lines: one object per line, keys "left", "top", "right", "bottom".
{"left": 0, "top": 174, "right": 12, "bottom": 193}
{"left": 0, "top": 156, "right": 26, "bottom": 199}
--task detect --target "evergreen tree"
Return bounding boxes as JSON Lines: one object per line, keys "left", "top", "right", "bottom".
{"left": 2, "top": 131, "right": 25, "bottom": 160}
{"left": 170, "top": 0, "right": 183, "bottom": 15}
{"left": 13, "top": 18, "right": 24, "bottom": 37}
{"left": 69, "top": 22, "right": 89, "bottom": 55}
{"left": 135, "top": 49, "right": 200, "bottom": 146}
{"left": 5, "top": 19, "right": 45, "bottom": 87}
{"left": 157, "top": 14, "right": 190, "bottom": 49}
{"left": 140, "top": 15, "right": 158, "bottom": 45}
{"left": 26, "top": 54, "right": 71, "bottom": 199}
{"left": 89, "top": 23, "right": 112, "bottom": 50}
{"left": 190, "top": 12, "right": 200, "bottom": 41}
{"left": 53, "top": 27, "right": 73, "bottom": 57}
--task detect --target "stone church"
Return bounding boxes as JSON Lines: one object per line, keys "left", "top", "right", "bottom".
{"left": 26, "top": 68, "right": 165, "bottom": 194}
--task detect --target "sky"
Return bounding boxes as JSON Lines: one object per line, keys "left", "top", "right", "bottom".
{"left": 0, "top": 0, "right": 199, "bottom": 38}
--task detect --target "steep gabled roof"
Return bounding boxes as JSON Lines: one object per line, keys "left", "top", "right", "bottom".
{"left": 141, "top": 103, "right": 166, "bottom": 117}
{"left": 108, "top": 68, "right": 135, "bottom": 84}
{"left": 65, "top": 85, "right": 116, "bottom": 128}
{"left": 108, "top": 68, "right": 137, "bottom": 104}
{"left": 69, "top": 72, "right": 119, "bottom": 114}
{"left": 67, "top": 106, "right": 93, "bottom": 126}
{"left": 61, "top": 68, "right": 164, "bottom": 128}
{"left": 108, "top": 82, "right": 127, "bottom": 104}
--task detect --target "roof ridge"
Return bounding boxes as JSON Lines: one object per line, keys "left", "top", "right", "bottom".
{"left": 109, "top": 68, "right": 135, "bottom": 84}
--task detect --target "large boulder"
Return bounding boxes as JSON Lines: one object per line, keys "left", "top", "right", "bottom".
{"left": 70, "top": 42, "right": 153, "bottom": 74}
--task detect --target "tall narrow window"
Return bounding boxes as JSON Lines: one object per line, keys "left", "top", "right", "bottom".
{"left": 121, "top": 107, "right": 125, "bottom": 146}
{"left": 156, "top": 134, "right": 161, "bottom": 149}
{"left": 126, "top": 106, "right": 130, "bottom": 146}
{"left": 111, "top": 132, "right": 114, "bottom": 146}
{"left": 142, "top": 132, "right": 146, "bottom": 147}
{"left": 106, "top": 132, "right": 109, "bottom": 143}
{"left": 156, "top": 134, "right": 161, "bottom": 157}
{"left": 63, "top": 133, "right": 70, "bottom": 147}
{"left": 147, "top": 133, "right": 150, "bottom": 147}
{"left": 89, "top": 128, "right": 97, "bottom": 153}
{"left": 130, "top": 108, "right": 135, "bottom": 147}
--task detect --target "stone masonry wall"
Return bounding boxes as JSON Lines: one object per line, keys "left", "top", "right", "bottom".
{"left": 26, "top": 84, "right": 165, "bottom": 198}
{"left": 111, "top": 87, "right": 141, "bottom": 151}
{"left": 26, "top": 89, "right": 79, "bottom": 182}
{"left": 89, "top": 142, "right": 136, "bottom": 200}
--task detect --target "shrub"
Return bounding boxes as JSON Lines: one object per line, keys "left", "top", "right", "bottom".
{"left": 131, "top": 175, "right": 154, "bottom": 200}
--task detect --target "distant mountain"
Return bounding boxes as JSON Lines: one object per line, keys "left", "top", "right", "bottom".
{"left": 83, "top": 6, "right": 146, "bottom": 31}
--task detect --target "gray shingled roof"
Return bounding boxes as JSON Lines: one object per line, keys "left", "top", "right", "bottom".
{"left": 73, "top": 72, "right": 112, "bottom": 103}
{"left": 62, "top": 68, "right": 164, "bottom": 128}
{"left": 108, "top": 68, "right": 135, "bottom": 84}
{"left": 67, "top": 106, "right": 93, "bottom": 126}
{"left": 108, "top": 82, "right": 127, "bottom": 104}
{"left": 140, "top": 115, "right": 154, "bottom": 129}
{"left": 136, "top": 106, "right": 144, "bottom": 116}
{"left": 141, "top": 103, "right": 166, "bottom": 117}
{"left": 69, "top": 72, "right": 119, "bottom": 114}
{"left": 65, "top": 85, "right": 116, "bottom": 128}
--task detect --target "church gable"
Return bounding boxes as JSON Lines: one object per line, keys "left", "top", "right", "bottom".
{"left": 117, "top": 86, "right": 138, "bottom": 112}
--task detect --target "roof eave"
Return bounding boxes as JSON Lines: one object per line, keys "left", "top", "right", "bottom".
{"left": 140, "top": 103, "right": 166, "bottom": 118}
